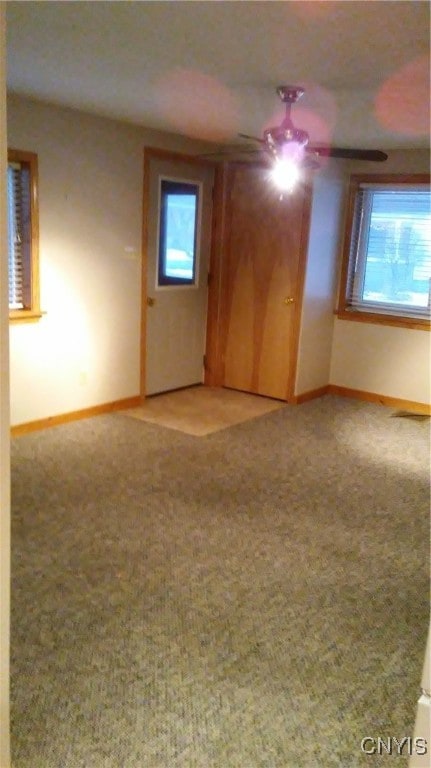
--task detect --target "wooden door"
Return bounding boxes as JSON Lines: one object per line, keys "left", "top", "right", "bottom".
{"left": 220, "top": 164, "right": 311, "bottom": 400}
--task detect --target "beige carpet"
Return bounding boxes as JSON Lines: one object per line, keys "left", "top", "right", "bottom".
{"left": 122, "top": 385, "right": 286, "bottom": 435}
{"left": 10, "top": 396, "right": 430, "bottom": 767}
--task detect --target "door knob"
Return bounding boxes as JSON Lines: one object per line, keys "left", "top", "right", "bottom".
{"left": 147, "top": 296, "right": 156, "bottom": 307}
{"left": 283, "top": 296, "right": 295, "bottom": 305}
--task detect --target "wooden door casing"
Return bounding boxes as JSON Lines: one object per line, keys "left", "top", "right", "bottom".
{"left": 219, "top": 163, "right": 312, "bottom": 401}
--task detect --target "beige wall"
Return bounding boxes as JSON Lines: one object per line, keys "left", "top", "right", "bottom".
{"left": 330, "top": 321, "right": 430, "bottom": 402}
{"left": 295, "top": 164, "right": 345, "bottom": 395}
{"left": 0, "top": 3, "right": 11, "bottom": 765}
{"left": 330, "top": 149, "right": 430, "bottom": 405}
{"left": 7, "top": 97, "right": 431, "bottom": 424}
{"left": 7, "top": 95, "right": 213, "bottom": 426}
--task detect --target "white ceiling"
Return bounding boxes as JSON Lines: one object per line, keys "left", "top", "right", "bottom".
{"left": 6, "top": 1, "right": 431, "bottom": 151}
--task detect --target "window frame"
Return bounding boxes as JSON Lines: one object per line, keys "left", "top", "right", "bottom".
{"left": 156, "top": 176, "right": 201, "bottom": 289}
{"left": 7, "top": 148, "right": 41, "bottom": 323}
{"left": 337, "top": 174, "right": 431, "bottom": 331}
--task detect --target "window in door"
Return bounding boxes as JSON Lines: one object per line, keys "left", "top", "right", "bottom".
{"left": 157, "top": 179, "right": 200, "bottom": 287}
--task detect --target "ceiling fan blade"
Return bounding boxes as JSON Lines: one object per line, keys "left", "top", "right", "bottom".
{"left": 238, "top": 133, "right": 266, "bottom": 144}
{"left": 307, "top": 146, "right": 388, "bottom": 162}
{"left": 198, "top": 147, "right": 264, "bottom": 159}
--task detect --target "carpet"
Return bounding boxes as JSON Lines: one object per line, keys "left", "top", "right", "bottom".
{"left": 10, "top": 395, "right": 430, "bottom": 767}
{"left": 121, "top": 385, "right": 286, "bottom": 436}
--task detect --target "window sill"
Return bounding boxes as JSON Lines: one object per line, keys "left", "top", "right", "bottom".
{"left": 9, "top": 309, "right": 44, "bottom": 324}
{"left": 335, "top": 309, "right": 430, "bottom": 331}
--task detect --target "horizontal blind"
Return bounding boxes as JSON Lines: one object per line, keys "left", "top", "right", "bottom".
{"left": 348, "top": 184, "right": 431, "bottom": 319}
{"left": 7, "top": 162, "right": 31, "bottom": 310}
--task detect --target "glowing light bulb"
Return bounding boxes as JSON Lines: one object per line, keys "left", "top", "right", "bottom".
{"left": 271, "top": 158, "right": 300, "bottom": 192}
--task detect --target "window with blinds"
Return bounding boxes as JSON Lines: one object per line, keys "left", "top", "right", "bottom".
{"left": 340, "top": 175, "right": 431, "bottom": 325}
{"left": 7, "top": 149, "right": 40, "bottom": 320}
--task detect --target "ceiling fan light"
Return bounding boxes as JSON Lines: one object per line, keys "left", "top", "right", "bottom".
{"left": 279, "top": 140, "right": 305, "bottom": 163}
{"left": 271, "top": 158, "right": 300, "bottom": 192}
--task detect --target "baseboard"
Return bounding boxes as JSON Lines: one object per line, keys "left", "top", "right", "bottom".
{"left": 291, "top": 385, "right": 330, "bottom": 404}
{"left": 291, "top": 384, "right": 430, "bottom": 414}
{"left": 11, "top": 396, "right": 142, "bottom": 437}
{"left": 327, "top": 385, "right": 431, "bottom": 415}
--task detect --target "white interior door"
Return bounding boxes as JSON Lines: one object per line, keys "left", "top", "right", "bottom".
{"left": 145, "top": 154, "right": 214, "bottom": 396}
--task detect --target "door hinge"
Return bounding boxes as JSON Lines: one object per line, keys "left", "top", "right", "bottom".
{"left": 207, "top": 272, "right": 212, "bottom": 287}
{"left": 203, "top": 354, "right": 207, "bottom": 370}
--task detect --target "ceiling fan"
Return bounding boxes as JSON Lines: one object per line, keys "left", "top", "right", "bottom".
{"left": 206, "top": 85, "right": 388, "bottom": 170}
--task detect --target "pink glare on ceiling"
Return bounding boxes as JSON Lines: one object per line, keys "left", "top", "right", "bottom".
{"left": 154, "top": 68, "right": 240, "bottom": 142}
{"left": 374, "top": 55, "right": 430, "bottom": 137}
{"left": 290, "top": 1, "right": 338, "bottom": 22}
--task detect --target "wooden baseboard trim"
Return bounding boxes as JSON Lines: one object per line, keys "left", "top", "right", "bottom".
{"left": 11, "top": 396, "right": 143, "bottom": 437}
{"left": 327, "top": 385, "right": 431, "bottom": 415}
{"left": 291, "top": 385, "right": 330, "bottom": 404}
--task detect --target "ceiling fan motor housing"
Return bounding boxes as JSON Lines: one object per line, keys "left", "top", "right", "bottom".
{"left": 276, "top": 85, "right": 305, "bottom": 103}
{"left": 264, "top": 125, "right": 309, "bottom": 154}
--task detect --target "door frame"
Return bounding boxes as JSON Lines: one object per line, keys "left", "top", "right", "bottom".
{"left": 140, "top": 146, "right": 217, "bottom": 398}
{"left": 204, "top": 161, "right": 313, "bottom": 401}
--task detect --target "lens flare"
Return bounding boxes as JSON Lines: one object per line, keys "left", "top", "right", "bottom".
{"left": 271, "top": 158, "right": 301, "bottom": 192}
{"left": 375, "top": 55, "right": 430, "bottom": 137}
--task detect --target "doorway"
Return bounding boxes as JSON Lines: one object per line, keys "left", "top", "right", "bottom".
{"left": 141, "top": 148, "right": 215, "bottom": 396}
